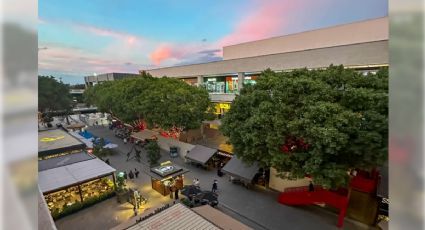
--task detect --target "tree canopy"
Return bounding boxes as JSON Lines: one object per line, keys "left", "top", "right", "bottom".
{"left": 146, "top": 140, "right": 161, "bottom": 166}
{"left": 220, "top": 65, "right": 388, "bottom": 188}
{"left": 84, "top": 75, "right": 214, "bottom": 130}
{"left": 38, "top": 75, "right": 72, "bottom": 114}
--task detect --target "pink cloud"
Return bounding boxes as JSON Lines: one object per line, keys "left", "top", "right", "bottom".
{"left": 150, "top": 45, "right": 172, "bottom": 65}
{"left": 218, "top": 0, "right": 299, "bottom": 47}
{"left": 149, "top": 44, "right": 187, "bottom": 65}
{"left": 73, "top": 23, "right": 141, "bottom": 45}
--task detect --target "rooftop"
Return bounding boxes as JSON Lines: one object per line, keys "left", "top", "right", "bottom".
{"left": 38, "top": 151, "right": 95, "bottom": 172}
{"left": 38, "top": 129, "right": 86, "bottom": 156}
{"left": 127, "top": 203, "right": 220, "bottom": 230}
{"left": 38, "top": 157, "right": 116, "bottom": 194}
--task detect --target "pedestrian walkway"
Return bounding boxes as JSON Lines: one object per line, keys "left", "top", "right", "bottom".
{"left": 55, "top": 126, "right": 371, "bottom": 230}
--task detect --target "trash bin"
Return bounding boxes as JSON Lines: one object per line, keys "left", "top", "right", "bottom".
{"left": 169, "top": 147, "right": 179, "bottom": 158}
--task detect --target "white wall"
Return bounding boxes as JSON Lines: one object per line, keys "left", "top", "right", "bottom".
{"left": 268, "top": 167, "right": 310, "bottom": 192}
{"left": 223, "top": 17, "right": 388, "bottom": 60}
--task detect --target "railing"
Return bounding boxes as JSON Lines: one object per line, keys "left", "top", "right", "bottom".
{"left": 278, "top": 186, "right": 349, "bottom": 228}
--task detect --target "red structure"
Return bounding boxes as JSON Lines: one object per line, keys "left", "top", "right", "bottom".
{"left": 278, "top": 169, "right": 380, "bottom": 228}
{"left": 278, "top": 186, "right": 349, "bottom": 228}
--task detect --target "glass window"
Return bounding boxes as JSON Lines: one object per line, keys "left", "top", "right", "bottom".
{"left": 204, "top": 77, "right": 226, "bottom": 93}
{"left": 244, "top": 76, "right": 257, "bottom": 86}
{"left": 225, "top": 77, "right": 238, "bottom": 93}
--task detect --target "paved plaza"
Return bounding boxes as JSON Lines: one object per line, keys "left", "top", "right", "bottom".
{"left": 55, "top": 126, "right": 375, "bottom": 230}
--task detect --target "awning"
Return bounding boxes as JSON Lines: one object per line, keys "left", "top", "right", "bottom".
{"left": 38, "top": 152, "right": 94, "bottom": 171}
{"left": 222, "top": 155, "right": 259, "bottom": 182}
{"left": 185, "top": 145, "right": 217, "bottom": 165}
{"left": 38, "top": 158, "right": 116, "bottom": 194}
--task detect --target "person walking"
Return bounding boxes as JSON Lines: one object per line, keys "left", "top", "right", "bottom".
{"left": 123, "top": 171, "right": 128, "bottom": 180}
{"left": 134, "top": 168, "right": 139, "bottom": 178}
{"left": 129, "top": 170, "right": 134, "bottom": 179}
{"left": 174, "top": 188, "right": 179, "bottom": 200}
{"left": 212, "top": 180, "right": 218, "bottom": 193}
{"left": 309, "top": 181, "right": 314, "bottom": 192}
{"left": 126, "top": 151, "right": 131, "bottom": 161}
{"left": 133, "top": 206, "right": 138, "bottom": 216}
{"left": 169, "top": 186, "right": 174, "bottom": 199}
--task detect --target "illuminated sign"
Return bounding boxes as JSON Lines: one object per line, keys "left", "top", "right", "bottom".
{"left": 40, "top": 136, "right": 65, "bottom": 142}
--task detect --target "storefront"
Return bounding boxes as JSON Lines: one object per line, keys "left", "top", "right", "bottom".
{"left": 212, "top": 102, "right": 231, "bottom": 119}
{"left": 203, "top": 75, "right": 239, "bottom": 94}
{"left": 38, "top": 155, "right": 116, "bottom": 217}
{"left": 225, "top": 76, "right": 239, "bottom": 93}
{"left": 244, "top": 75, "right": 258, "bottom": 85}
{"left": 149, "top": 162, "right": 189, "bottom": 196}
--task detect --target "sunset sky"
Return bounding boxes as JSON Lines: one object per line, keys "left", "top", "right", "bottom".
{"left": 38, "top": 0, "right": 388, "bottom": 84}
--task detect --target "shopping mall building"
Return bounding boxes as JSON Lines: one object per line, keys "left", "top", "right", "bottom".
{"left": 143, "top": 17, "right": 388, "bottom": 118}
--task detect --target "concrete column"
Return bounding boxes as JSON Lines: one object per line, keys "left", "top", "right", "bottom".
{"left": 197, "top": 76, "right": 203, "bottom": 87}
{"left": 237, "top": 72, "right": 245, "bottom": 93}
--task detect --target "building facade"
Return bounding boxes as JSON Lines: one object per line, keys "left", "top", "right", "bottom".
{"left": 84, "top": 72, "right": 141, "bottom": 87}
{"left": 143, "top": 17, "right": 389, "bottom": 118}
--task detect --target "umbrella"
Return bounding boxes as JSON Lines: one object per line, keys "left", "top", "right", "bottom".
{"left": 180, "top": 185, "right": 202, "bottom": 198}
{"left": 195, "top": 191, "right": 218, "bottom": 207}
{"left": 103, "top": 143, "right": 118, "bottom": 149}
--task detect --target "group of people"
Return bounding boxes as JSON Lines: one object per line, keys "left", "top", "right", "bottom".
{"left": 192, "top": 178, "right": 219, "bottom": 193}
{"left": 123, "top": 168, "right": 140, "bottom": 180}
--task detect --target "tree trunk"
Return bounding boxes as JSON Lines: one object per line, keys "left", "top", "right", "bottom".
{"left": 65, "top": 114, "right": 70, "bottom": 125}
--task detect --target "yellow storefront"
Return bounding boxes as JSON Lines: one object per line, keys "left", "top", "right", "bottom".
{"left": 213, "top": 102, "right": 231, "bottom": 120}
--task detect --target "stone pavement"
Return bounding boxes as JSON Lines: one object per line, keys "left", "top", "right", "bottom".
{"left": 55, "top": 126, "right": 374, "bottom": 230}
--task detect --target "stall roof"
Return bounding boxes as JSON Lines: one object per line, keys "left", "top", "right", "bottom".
{"left": 222, "top": 155, "right": 259, "bottom": 182}
{"left": 38, "top": 152, "right": 95, "bottom": 172}
{"left": 185, "top": 145, "right": 217, "bottom": 165}
{"left": 127, "top": 203, "right": 220, "bottom": 230}
{"left": 192, "top": 205, "right": 252, "bottom": 230}
{"left": 148, "top": 167, "right": 190, "bottom": 180}
{"left": 39, "top": 158, "right": 115, "bottom": 194}
{"left": 39, "top": 129, "right": 86, "bottom": 156}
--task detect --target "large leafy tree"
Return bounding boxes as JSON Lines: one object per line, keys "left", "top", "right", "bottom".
{"left": 146, "top": 140, "right": 161, "bottom": 166}
{"left": 84, "top": 74, "right": 214, "bottom": 130}
{"left": 38, "top": 76, "right": 72, "bottom": 124}
{"left": 220, "top": 65, "right": 388, "bottom": 188}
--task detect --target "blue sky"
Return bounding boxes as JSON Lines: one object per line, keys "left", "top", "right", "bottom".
{"left": 38, "top": 0, "right": 388, "bottom": 84}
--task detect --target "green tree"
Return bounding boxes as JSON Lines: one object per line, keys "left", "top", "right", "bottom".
{"left": 220, "top": 65, "right": 388, "bottom": 188}
{"left": 146, "top": 140, "right": 161, "bottom": 166}
{"left": 84, "top": 74, "right": 214, "bottom": 130}
{"left": 92, "top": 138, "right": 112, "bottom": 159}
{"left": 39, "top": 76, "right": 73, "bottom": 124}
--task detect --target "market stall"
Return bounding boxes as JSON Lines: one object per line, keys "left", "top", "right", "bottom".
{"left": 148, "top": 162, "right": 189, "bottom": 196}
{"left": 185, "top": 145, "right": 218, "bottom": 169}
{"left": 222, "top": 155, "right": 262, "bottom": 187}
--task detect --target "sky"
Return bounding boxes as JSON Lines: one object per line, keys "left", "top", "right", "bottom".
{"left": 38, "top": 0, "right": 388, "bottom": 84}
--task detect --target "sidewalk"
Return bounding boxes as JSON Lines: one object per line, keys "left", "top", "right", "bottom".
{"left": 55, "top": 126, "right": 372, "bottom": 230}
